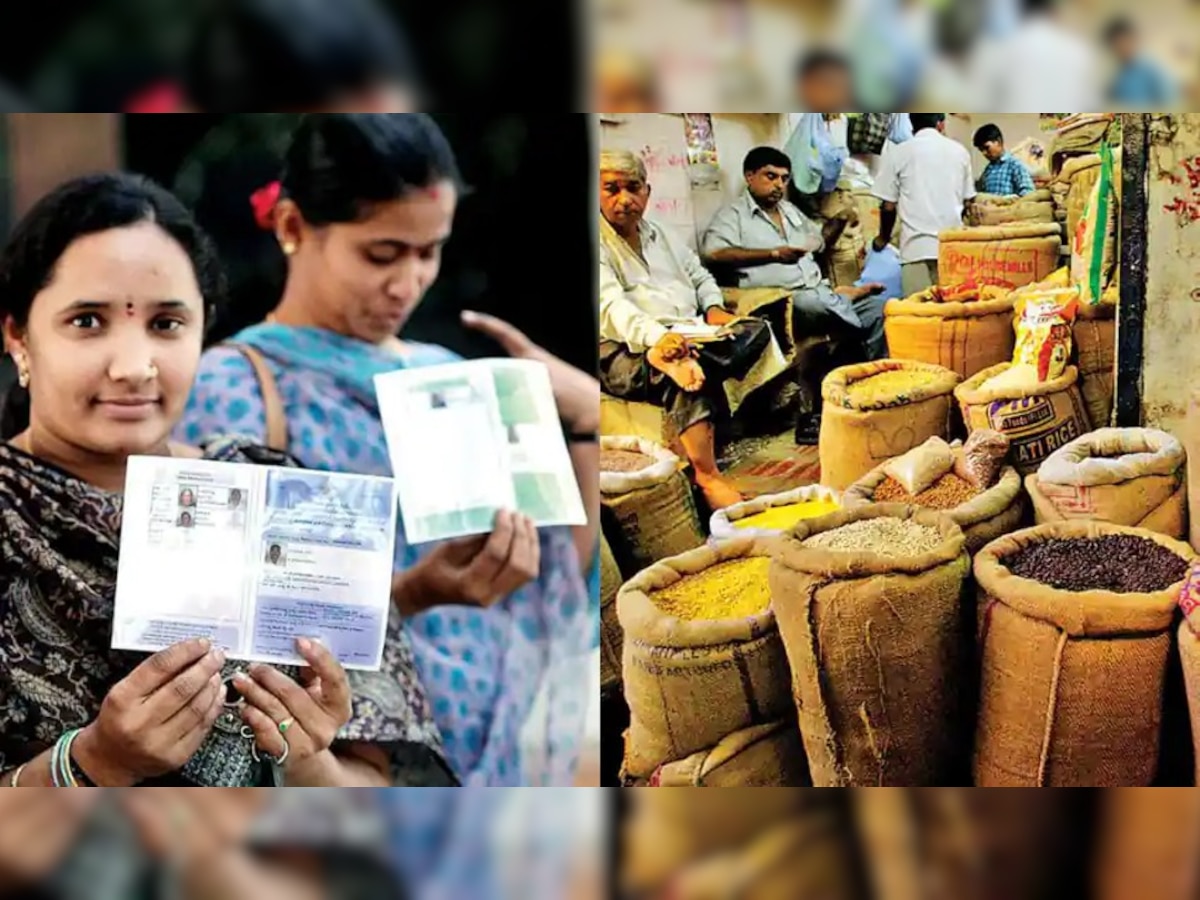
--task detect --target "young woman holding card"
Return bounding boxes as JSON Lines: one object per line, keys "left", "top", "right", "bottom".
{"left": 0, "top": 172, "right": 452, "bottom": 787}
{"left": 176, "top": 113, "right": 595, "bottom": 786}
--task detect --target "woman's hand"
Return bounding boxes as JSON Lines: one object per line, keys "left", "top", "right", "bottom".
{"left": 0, "top": 792, "right": 99, "bottom": 889}
{"left": 74, "top": 638, "right": 227, "bottom": 785}
{"left": 392, "top": 510, "right": 540, "bottom": 614}
{"left": 461, "top": 310, "right": 600, "bottom": 434}
{"left": 233, "top": 638, "right": 353, "bottom": 778}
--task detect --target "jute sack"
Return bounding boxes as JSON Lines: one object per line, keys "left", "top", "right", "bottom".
{"left": 819, "top": 360, "right": 960, "bottom": 491}
{"left": 1188, "top": 391, "right": 1200, "bottom": 553}
{"left": 771, "top": 505, "right": 972, "bottom": 786}
{"left": 600, "top": 436, "right": 705, "bottom": 578}
{"left": 709, "top": 484, "right": 842, "bottom": 542}
{"left": 1074, "top": 301, "right": 1116, "bottom": 428}
{"left": 1179, "top": 621, "right": 1200, "bottom": 786}
{"left": 973, "top": 521, "right": 1194, "bottom": 786}
{"left": 666, "top": 805, "right": 870, "bottom": 900}
{"left": 1092, "top": 788, "right": 1200, "bottom": 900}
{"left": 620, "top": 789, "right": 818, "bottom": 897}
{"left": 645, "top": 719, "right": 809, "bottom": 787}
{"left": 856, "top": 791, "right": 1090, "bottom": 900}
{"left": 599, "top": 532, "right": 624, "bottom": 694}
{"left": 845, "top": 464, "right": 1026, "bottom": 554}
{"left": 955, "top": 363, "right": 1091, "bottom": 477}
{"left": 1026, "top": 428, "right": 1188, "bottom": 540}
{"left": 617, "top": 538, "right": 792, "bottom": 780}
{"left": 883, "top": 292, "right": 1015, "bottom": 380}
{"left": 938, "top": 223, "right": 1062, "bottom": 291}
{"left": 971, "top": 192, "right": 1056, "bottom": 227}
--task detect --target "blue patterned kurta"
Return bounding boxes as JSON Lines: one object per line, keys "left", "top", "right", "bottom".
{"left": 176, "top": 324, "right": 591, "bottom": 785}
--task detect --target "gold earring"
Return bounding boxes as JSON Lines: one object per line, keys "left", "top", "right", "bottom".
{"left": 281, "top": 241, "right": 297, "bottom": 255}
{"left": 14, "top": 356, "right": 28, "bottom": 388}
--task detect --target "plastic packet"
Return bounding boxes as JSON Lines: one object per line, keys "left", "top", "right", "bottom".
{"left": 883, "top": 437, "right": 955, "bottom": 495}
{"left": 1012, "top": 288, "right": 1080, "bottom": 382}
{"left": 954, "top": 430, "right": 1010, "bottom": 490}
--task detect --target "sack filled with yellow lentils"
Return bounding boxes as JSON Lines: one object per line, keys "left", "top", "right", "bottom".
{"left": 709, "top": 484, "right": 842, "bottom": 542}
{"left": 617, "top": 538, "right": 794, "bottom": 782}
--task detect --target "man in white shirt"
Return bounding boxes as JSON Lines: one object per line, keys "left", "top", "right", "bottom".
{"left": 871, "top": 113, "right": 976, "bottom": 295}
{"left": 599, "top": 149, "right": 777, "bottom": 510}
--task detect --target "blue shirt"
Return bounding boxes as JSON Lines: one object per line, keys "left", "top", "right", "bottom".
{"left": 979, "top": 152, "right": 1036, "bottom": 197}
{"left": 1111, "top": 56, "right": 1177, "bottom": 107}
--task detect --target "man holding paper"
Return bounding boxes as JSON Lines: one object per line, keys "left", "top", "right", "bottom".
{"left": 599, "top": 148, "right": 790, "bottom": 510}
{"left": 701, "top": 146, "right": 889, "bottom": 362}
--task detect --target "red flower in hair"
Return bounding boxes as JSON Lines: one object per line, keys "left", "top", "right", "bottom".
{"left": 250, "top": 181, "right": 282, "bottom": 230}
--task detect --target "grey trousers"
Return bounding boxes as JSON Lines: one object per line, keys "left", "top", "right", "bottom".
{"left": 792, "top": 282, "right": 887, "bottom": 361}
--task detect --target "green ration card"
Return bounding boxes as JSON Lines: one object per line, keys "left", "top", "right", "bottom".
{"left": 374, "top": 359, "right": 587, "bottom": 544}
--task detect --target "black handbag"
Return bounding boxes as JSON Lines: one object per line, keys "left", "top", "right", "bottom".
{"left": 846, "top": 113, "right": 891, "bottom": 155}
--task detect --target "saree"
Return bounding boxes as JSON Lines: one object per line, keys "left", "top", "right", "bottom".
{"left": 177, "top": 324, "right": 592, "bottom": 786}
{"left": 0, "top": 436, "right": 450, "bottom": 786}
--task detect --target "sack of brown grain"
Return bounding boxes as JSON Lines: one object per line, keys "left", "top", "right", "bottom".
{"left": 617, "top": 538, "right": 792, "bottom": 780}
{"left": 770, "top": 505, "right": 972, "bottom": 786}
{"left": 819, "top": 360, "right": 960, "bottom": 491}
{"left": 845, "top": 463, "right": 1026, "bottom": 554}
{"left": 600, "top": 435, "right": 705, "bottom": 578}
{"left": 1026, "top": 428, "right": 1188, "bottom": 540}
{"left": 972, "top": 521, "right": 1194, "bottom": 786}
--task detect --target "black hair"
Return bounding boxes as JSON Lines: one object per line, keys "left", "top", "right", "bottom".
{"left": 280, "top": 114, "right": 464, "bottom": 226}
{"left": 909, "top": 113, "right": 946, "bottom": 133}
{"left": 1022, "top": 0, "right": 1058, "bottom": 13}
{"left": 182, "top": 0, "right": 417, "bottom": 111}
{"left": 743, "top": 146, "right": 792, "bottom": 174}
{"left": 0, "top": 172, "right": 226, "bottom": 439}
{"left": 973, "top": 123, "right": 1004, "bottom": 149}
{"left": 1104, "top": 16, "right": 1136, "bottom": 43}
{"left": 795, "top": 47, "right": 850, "bottom": 81}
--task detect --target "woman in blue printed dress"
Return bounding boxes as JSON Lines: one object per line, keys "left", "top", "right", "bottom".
{"left": 176, "top": 114, "right": 598, "bottom": 785}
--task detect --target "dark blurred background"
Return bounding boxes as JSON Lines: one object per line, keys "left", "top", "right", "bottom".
{"left": 0, "top": 0, "right": 581, "bottom": 112}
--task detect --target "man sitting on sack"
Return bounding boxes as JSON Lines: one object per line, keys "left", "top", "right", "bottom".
{"left": 599, "top": 148, "right": 790, "bottom": 511}
{"left": 701, "top": 146, "right": 887, "bottom": 442}
{"left": 702, "top": 146, "right": 888, "bottom": 362}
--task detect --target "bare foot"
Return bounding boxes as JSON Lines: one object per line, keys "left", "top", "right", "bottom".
{"left": 648, "top": 344, "right": 706, "bottom": 392}
{"left": 695, "top": 473, "right": 743, "bottom": 510}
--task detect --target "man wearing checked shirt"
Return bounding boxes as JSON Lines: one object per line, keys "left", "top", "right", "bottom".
{"left": 973, "top": 123, "right": 1036, "bottom": 197}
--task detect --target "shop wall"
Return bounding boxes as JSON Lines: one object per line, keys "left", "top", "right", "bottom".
{"left": 944, "top": 113, "right": 1047, "bottom": 178}
{"left": 1140, "top": 113, "right": 1200, "bottom": 436}
{"left": 598, "top": 113, "right": 786, "bottom": 249}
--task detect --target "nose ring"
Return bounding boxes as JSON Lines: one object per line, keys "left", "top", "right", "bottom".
{"left": 147, "top": 364, "right": 159, "bottom": 379}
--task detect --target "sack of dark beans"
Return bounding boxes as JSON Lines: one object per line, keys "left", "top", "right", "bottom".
{"left": 973, "top": 521, "right": 1195, "bottom": 786}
